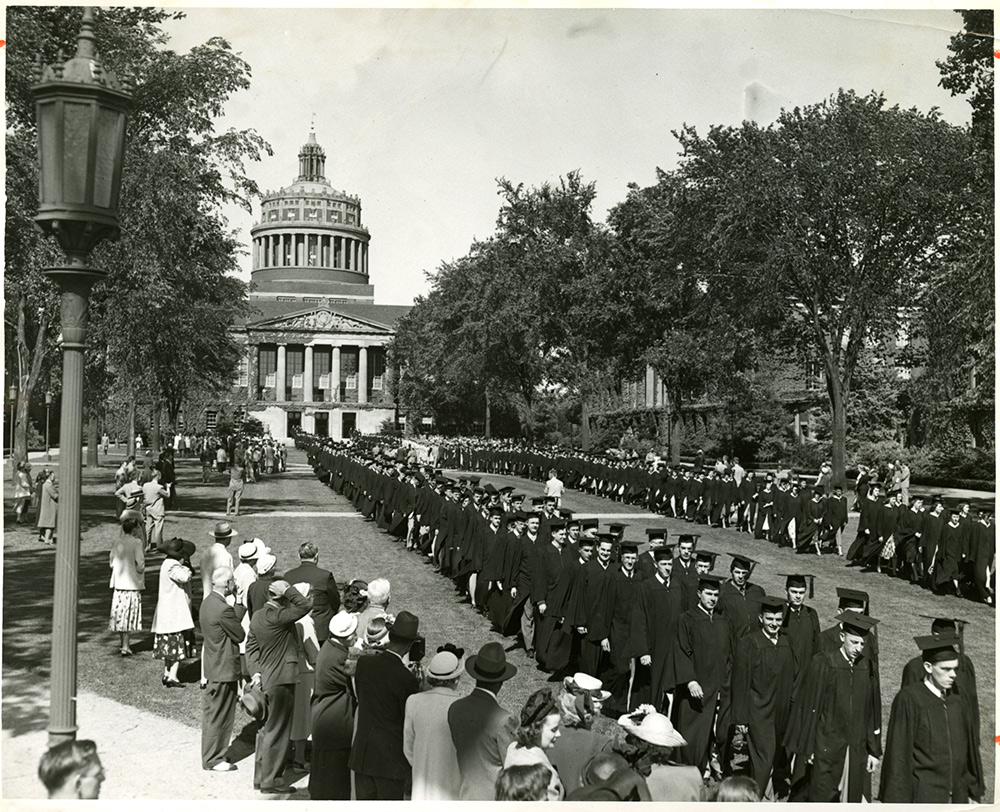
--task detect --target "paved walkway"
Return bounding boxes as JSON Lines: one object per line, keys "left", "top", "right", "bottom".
{"left": 1, "top": 668, "right": 305, "bottom": 801}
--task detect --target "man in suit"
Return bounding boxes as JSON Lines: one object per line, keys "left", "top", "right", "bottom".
{"left": 448, "top": 641, "right": 519, "bottom": 800}
{"left": 246, "top": 579, "right": 311, "bottom": 794}
{"left": 282, "top": 541, "right": 340, "bottom": 643}
{"left": 349, "top": 611, "right": 421, "bottom": 800}
{"left": 200, "top": 566, "right": 245, "bottom": 772}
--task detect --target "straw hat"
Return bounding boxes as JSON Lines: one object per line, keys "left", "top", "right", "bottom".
{"left": 617, "top": 711, "right": 686, "bottom": 747}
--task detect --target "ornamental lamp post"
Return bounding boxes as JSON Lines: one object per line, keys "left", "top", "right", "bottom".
{"left": 32, "top": 6, "right": 132, "bottom": 747}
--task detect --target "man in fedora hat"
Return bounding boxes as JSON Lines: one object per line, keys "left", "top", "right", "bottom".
{"left": 283, "top": 541, "right": 340, "bottom": 643}
{"left": 403, "top": 647, "right": 465, "bottom": 800}
{"left": 246, "top": 579, "right": 312, "bottom": 794}
{"left": 448, "top": 641, "right": 519, "bottom": 800}
{"left": 349, "top": 611, "right": 421, "bottom": 800}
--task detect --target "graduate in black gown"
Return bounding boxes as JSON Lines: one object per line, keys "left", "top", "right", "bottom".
{"left": 880, "top": 633, "right": 983, "bottom": 803}
{"left": 718, "top": 554, "right": 766, "bottom": 644}
{"left": 672, "top": 573, "right": 732, "bottom": 778}
{"left": 778, "top": 574, "right": 819, "bottom": 688}
{"left": 671, "top": 534, "right": 701, "bottom": 603}
{"left": 629, "top": 547, "right": 689, "bottom": 713}
{"left": 784, "top": 612, "right": 882, "bottom": 803}
{"left": 729, "top": 596, "right": 795, "bottom": 799}
{"left": 900, "top": 617, "right": 980, "bottom": 750}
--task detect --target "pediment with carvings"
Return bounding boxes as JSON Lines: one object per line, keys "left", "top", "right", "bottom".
{"left": 250, "top": 309, "right": 392, "bottom": 335}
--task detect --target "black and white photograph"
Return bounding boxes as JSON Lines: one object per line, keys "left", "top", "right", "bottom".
{"left": 2, "top": 3, "right": 995, "bottom": 804}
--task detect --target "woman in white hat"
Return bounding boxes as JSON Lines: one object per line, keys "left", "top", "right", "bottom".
{"left": 548, "top": 673, "right": 614, "bottom": 794}
{"left": 309, "top": 611, "right": 359, "bottom": 800}
{"left": 617, "top": 707, "right": 702, "bottom": 801}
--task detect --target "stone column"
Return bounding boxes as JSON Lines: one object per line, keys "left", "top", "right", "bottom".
{"left": 331, "top": 345, "right": 341, "bottom": 402}
{"left": 304, "top": 345, "right": 314, "bottom": 402}
{"left": 358, "top": 346, "right": 369, "bottom": 404}
{"left": 645, "top": 365, "right": 655, "bottom": 408}
{"left": 276, "top": 344, "right": 287, "bottom": 401}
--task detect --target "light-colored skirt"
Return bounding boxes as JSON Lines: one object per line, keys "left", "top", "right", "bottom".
{"left": 109, "top": 589, "right": 142, "bottom": 632}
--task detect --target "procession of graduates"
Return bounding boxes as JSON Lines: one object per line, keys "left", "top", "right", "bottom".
{"left": 434, "top": 439, "right": 995, "bottom": 606}
{"left": 300, "top": 433, "right": 986, "bottom": 803}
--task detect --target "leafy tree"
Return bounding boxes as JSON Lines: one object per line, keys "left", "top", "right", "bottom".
{"left": 5, "top": 6, "right": 269, "bottom": 464}
{"left": 671, "top": 90, "right": 976, "bottom": 484}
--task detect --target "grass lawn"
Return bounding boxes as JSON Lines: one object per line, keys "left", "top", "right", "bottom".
{"left": 3, "top": 448, "right": 994, "bottom": 800}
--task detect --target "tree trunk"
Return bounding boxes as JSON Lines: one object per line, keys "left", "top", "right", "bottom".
{"left": 86, "top": 415, "right": 99, "bottom": 468}
{"left": 829, "top": 376, "right": 848, "bottom": 487}
{"left": 13, "top": 297, "right": 49, "bottom": 477}
{"left": 127, "top": 400, "right": 136, "bottom": 457}
{"left": 484, "top": 389, "right": 492, "bottom": 440}
{"left": 581, "top": 394, "right": 591, "bottom": 451}
{"left": 151, "top": 404, "right": 161, "bottom": 453}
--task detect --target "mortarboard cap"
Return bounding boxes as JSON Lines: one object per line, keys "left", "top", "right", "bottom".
{"left": 619, "top": 541, "right": 639, "bottom": 555}
{"left": 544, "top": 494, "right": 558, "bottom": 503}
{"left": 836, "top": 587, "right": 869, "bottom": 611}
{"left": 728, "top": 553, "right": 757, "bottom": 574}
{"left": 758, "top": 595, "right": 787, "bottom": 613}
{"left": 695, "top": 550, "right": 718, "bottom": 568}
{"left": 919, "top": 615, "right": 968, "bottom": 653}
{"left": 509, "top": 493, "right": 525, "bottom": 503}
{"left": 596, "top": 532, "right": 618, "bottom": 544}
{"left": 915, "top": 632, "right": 961, "bottom": 663}
{"left": 498, "top": 485, "right": 515, "bottom": 495}
{"left": 697, "top": 573, "right": 725, "bottom": 588}
{"left": 559, "top": 508, "right": 575, "bottom": 520}
{"left": 645, "top": 528, "right": 669, "bottom": 538}
{"left": 653, "top": 547, "right": 674, "bottom": 562}
{"left": 580, "top": 518, "right": 600, "bottom": 531}
{"left": 488, "top": 505, "right": 504, "bottom": 516}
{"left": 677, "top": 534, "right": 700, "bottom": 547}
{"left": 978, "top": 503, "right": 994, "bottom": 515}
{"left": 530, "top": 497, "right": 546, "bottom": 508}
{"left": 780, "top": 573, "right": 816, "bottom": 599}
{"left": 483, "top": 483, "right": 498, "bottom": 494}
{"left": 512, "top": 510, "right": 529, "bottom": 521}
{"left": 548, "top": 520, "right": 568, "bottom": 531}
{"left": 468, "top": 476, "right": 481, "bottom": 485}
{"left": 608, "top": 523, "right": 628, "bottom": 535}
{"left": 834, "top": 611, "right": 880, "bottom": 636}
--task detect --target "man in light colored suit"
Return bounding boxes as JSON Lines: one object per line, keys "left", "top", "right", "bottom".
{"left": 404, "top": 648, "right": 464, "bottom": 800}
{"left": 448, "top": 642, "right": 519, "bottom": 800}
{"left": 199, "top": 566, "right": 244, "bottom": 772}
{"left": 246, "top": 579, "right": 311, "bottom": 794}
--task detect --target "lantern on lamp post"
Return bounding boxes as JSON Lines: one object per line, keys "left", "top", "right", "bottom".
{"left": 32, "top": 7, "right": 131, "bottom": 747}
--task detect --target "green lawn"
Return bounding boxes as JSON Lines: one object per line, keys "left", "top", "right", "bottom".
{"left": 3, "top": 449, "right": 994, "bottom": 799}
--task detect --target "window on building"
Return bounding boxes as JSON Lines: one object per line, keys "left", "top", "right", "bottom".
{"left": 206, "top": 411, "right": 218, "bottom": 430}
{"left": 276, "top": 295, "right": 296, "bottom": 302}
{"left": 236, "top": 356, "right": 249, "bottom": 388}
{"left": 303, "top": 297, "right": 322, "bottom": 304}
{"left": 258, "top": 345, "right": 277, "bottom": 392}
{"left": 805, "top": 360, "right": 823, "bottom": 391}
{"left": 370, "top": 347, "right": 386, "bottom": 391}
{"left": 287, "top": 347, "right": 305, "bottom": 392}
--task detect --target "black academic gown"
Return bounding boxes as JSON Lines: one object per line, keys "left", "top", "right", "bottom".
{"left": 783, "top": 648, "right": 882, "bottom": 803}
{"left": 879, "top": 681, "right": 982, "bottom": 803}
{"left": 730, "top": 630, "right": 795, "bottom": 797}
{"left": 629, "top": 574, "right": 689, "bottom": 712}
{"left": 900, "top": 653, "right": 980, "bottom": 748}
{"left": 782, "top": 604, "right": 820, "bottom": 688}
{"left": 672, "top": 605, "right": 732, "bottom": 772}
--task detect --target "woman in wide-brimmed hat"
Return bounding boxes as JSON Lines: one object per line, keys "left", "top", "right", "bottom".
{"left": 548, "top": 673, "right": 614, "bottom": 794}
{"left": 503, "top": 688, "right": 565, "bottom": 801}
{"left": 150, "top": 537, "right": 197, "bottom": 687}
{"left": 617, "top": 706, "right": 702, "bottom": 801}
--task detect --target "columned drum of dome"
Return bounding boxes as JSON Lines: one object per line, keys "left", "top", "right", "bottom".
{"left": 250, "top": 129, "right": 374, "bottom": 303}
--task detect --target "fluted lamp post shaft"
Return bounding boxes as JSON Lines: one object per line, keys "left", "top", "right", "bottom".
{"left": 31, "top": 6, "right": 131, "bottom": 748}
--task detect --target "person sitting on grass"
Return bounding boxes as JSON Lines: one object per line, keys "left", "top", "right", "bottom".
{"left": 38, "top": 740, "right": 105, "bottom": 800}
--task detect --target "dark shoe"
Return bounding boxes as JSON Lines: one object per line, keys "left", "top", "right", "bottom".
{"left": 164, "top": 678, "right": 184, "bottom": 688}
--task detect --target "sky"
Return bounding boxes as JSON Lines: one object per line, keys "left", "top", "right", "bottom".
{"left": 158, "top": 7, "right": 974, "bottom": 307}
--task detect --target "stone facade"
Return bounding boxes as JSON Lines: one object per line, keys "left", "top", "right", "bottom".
{"left": 224, "top": 130, "right": 410, "bottom": 442}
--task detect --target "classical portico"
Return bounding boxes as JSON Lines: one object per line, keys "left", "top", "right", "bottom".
{"left": 241, "top": 306, "right": 402, "bottom": 441}
{"left": 221, "top": 128, "right": 411, "bottom": 443}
